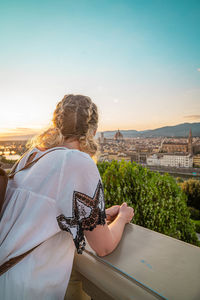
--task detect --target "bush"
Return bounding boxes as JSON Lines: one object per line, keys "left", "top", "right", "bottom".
{"left": 180, "top": 179, "right": 200, "bottom": 210}
{"left": 188, "top": 207, "right": 200, "bottom": 220}
{"left": 0, "top": 157, "right": 17, "bottom": 165}
{"left": 191, "top": 220, "right": 200, "bottom": 233}
{"left": 176, "top": 177, "right": 184, "bottom": 183}
{"left": 97, "top": 160, "right": 199, "bottom": 246}
{"left": 97, "top": 161, "right": 110, "bottom": 176}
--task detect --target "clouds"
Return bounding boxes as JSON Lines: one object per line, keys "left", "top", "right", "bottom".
{"left": 1, "top": 128, "right": 40, "bottom": 134}
{"left": 14, "top": 128, "right": 37, "bottom": 133}
{"left": 184, "top": 115, "right": 200, "bottom": 120}
{"left": 0, "top": 127, "right": 40, "bottom": 139}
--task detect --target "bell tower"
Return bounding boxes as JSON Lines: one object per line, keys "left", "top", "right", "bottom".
{"left": 188, "top": 129, "right": 193, "bottom": 155}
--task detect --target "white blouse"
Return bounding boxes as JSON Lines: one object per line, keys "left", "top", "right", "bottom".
{"left": 0, "top": 147, "right": 106, "bottom": 300}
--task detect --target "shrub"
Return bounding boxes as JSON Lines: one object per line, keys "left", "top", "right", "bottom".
{"left": 97, "top": 160, "right": 199, "bottom": 246}
{"left": 191, "top": 220, "right": 200, "bottom": 233}
{"left": 1, "top": 157, "right": 17, "bottom": 165}
{"left": 188, "top": 207, "right": 200, "bottom": 220}
{"left": 97, "top": 161, "right": 110, "bottom": 176}
{"left": 180, "top": 179, "right": 200, "bottom": 210}
{"left": 176, "top": 177, "right": 184, "bottom": 183}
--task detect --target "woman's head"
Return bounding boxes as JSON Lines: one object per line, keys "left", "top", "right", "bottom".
{"left": 28, "top": 94, "right": 99, "bottom": 156}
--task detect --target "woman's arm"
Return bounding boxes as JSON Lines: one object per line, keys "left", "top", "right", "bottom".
{"left": 84, "top": 203, "right": 134, "bottom": 257}
{"left": 105, "top": 205, "right": 120, "bottom": 223}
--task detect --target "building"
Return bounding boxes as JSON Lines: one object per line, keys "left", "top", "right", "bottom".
{"left": 99, "top": 132, "right": 105, "bottom": 144}
{"left": 193, "top": 143, "right": 200, "bottom": 154}
{"left": 188, "top": 128, "right": 193, "bottom": 155}
{"left": 161, "top": 141, "right": 188, "bottom": 153}
{"left": 161, "top": 153, "right": 193, "bottom": 168}
{"left": 160, "top": 129, "right": 193, "bottom": 154}
{"left": 114, "top": 129, "right": 123, "bottom": 141}
{"left": 98, "top": 152, "right": 131, "bottom": 162}
{"left": 146, "top": 154, "right": 162, "bottom": 166}
{"left": 98, "top": 132, "right": 105, "bottom": 152}
{"left": 147, "top": 153, "right": 193, "bottom": 168}
{"left": 193, "top": 154, "right": 200, "bottom": 167}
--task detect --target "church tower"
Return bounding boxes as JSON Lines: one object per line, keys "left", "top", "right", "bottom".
{"left": 188, "top": 129, "right": 193, "bottom": 155}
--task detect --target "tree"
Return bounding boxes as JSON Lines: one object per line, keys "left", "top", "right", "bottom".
{"left": 181, "top": 179, "right": 200, "bottom": 210}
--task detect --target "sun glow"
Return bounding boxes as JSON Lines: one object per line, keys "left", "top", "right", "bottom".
{"left": 0, "top": 127, "right": 42, "bottom": 141}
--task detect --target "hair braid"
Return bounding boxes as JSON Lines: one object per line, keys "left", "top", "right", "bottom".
{"left": 27, "top": 94, "right": 98, "bottom": 156}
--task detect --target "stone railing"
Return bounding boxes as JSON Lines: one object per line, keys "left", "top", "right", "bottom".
{"left": 65, "top": 224, "right": 200, "bottom": 300}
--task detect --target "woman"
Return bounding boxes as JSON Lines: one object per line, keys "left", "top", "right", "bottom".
{"left": 0, "top": 94, "right": 134, "bottom": 300}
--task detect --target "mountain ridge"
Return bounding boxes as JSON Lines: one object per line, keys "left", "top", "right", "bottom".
{"left": 0, "top": 122, "right": 200, "bottom": 141}
{"left": 97, "top": 122, "right": 200, "bottom": 138}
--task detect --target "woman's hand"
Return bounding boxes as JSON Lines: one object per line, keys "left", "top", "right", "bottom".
{"left": 118, "top": 203, "right": 134, "bottom": 224}
{"left": 106, "top": 203, "right": 134, "bottom": 224}
{"left": 85, "top": 203, "right": 134, "bottom": 257}
{"left": 106, "top": 205, "right": 120, "bottom": 222}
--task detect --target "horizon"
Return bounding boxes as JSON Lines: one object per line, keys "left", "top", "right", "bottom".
{"left": 0, "top": 121, "right": 199, "bottom": 141}
{"left": 0, "top": 0, "right": 200, "bottom": 134}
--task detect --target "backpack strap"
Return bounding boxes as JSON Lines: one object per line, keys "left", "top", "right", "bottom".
{"left": 0, "top": 168, "right": 8, "bottom": 212}
{"left": 0, "top": 243, "right": 42, "bottom": 276}
{"left": 8, "top": 147, "right": 67, "bottom": 179}
{"left": 0, "top": 147, "right": 67, "bottom": 276}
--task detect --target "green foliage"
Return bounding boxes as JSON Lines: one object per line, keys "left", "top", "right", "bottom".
{"left": 1, "top": 157, "right": 17, "bottom": 165}
{"left": 97, "top": 161, "right": 110, "bottom": 176}
{"left": 98, "top": 160, "right": 199, "bottom": 246}
{"left": 180, "top": 179, "right": 200, "bottom": 210}
{"left": 188, "top": 207, "right": 200, "bottom": 220}
{"left": 176, "top": 177, "right": 184, "bottom": 183}
{"left": 191, "top": 220, "right": 200, "bottom": 233}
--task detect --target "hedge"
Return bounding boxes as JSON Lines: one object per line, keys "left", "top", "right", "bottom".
{"left": 191, "top": 220, "right": 200, "bottom": 233}
{"left": 188, "top": 207, "right": 200, "bottom": 220}
{"left": 97, "top": 160, "right": 199, "bottom": 246}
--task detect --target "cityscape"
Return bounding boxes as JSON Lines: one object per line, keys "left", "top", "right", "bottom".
{"left": 1, "top": 127, "right": 200, "bottom": 179}
{"left": 97, "top": 129, "right": 200, "bottom": 174}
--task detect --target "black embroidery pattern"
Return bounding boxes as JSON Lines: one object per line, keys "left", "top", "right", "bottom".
{"left": 57, "top": 180, "right": 106, "bottom": 254}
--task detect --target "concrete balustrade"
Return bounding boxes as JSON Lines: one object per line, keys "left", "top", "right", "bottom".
{"left": 65, "top": 224, "right": 200, "bottom": 300}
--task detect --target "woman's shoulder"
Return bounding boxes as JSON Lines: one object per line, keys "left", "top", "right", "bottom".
{"left": 57, "top": 148, "right": 101, "bottom": 203}
{"left": 34, "top": 146, "right": 95, "bottom": 169}
{"left": 24, "top": 147, "right": 96, "bottom": 173}
{"left": 64, "top": 148, "right": 96, "bottom": 169}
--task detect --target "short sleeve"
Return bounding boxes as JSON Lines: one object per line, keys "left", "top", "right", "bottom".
{"left": 56, "top": 150, "right": 106, "bottom": 254}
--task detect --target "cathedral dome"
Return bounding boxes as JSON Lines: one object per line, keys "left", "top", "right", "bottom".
{"left": 114, "top": 129, "right": 123, "bottom": 140}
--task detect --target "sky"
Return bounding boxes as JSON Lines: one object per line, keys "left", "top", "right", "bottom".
{"left": 0, "top": 0, "right": 200, "bottom": 138}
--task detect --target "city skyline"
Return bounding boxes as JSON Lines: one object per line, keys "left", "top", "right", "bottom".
{"left": 0, "top": 121, "right": 199, "bottom": 141}
{"left": 0, "top": 0, "right": 200, "bottom": 135}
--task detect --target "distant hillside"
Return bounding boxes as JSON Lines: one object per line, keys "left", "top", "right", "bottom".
{"left": 97, "top": 122, "right": 200, "bottom": 138}
{"left": 0, "top": 134, "right": 35, "bottom": 141}
{"left": 0, "top": 128, "right": 40, "bottom": 141}
{"left": 1, "top": 122, "right": 200, "bottom": 141}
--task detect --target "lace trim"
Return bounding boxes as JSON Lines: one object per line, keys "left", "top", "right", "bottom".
{"left": 56, "top": 180, "right": 106, "bottom": 254}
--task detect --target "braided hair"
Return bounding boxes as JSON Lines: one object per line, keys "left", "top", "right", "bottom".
{"left": 28, "top": 94, "right": 99, "bottom": 157}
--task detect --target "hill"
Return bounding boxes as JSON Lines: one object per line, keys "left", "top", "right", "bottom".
{"left": 0, "top": 122, "right": 199, "bottom": 141}
{"left": 98, "top": 122, "right": 200, "bottom": 138}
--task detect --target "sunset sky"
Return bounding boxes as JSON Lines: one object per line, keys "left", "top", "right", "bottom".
{"left": 0, "top": 0, "right": 200, "bottom": 138}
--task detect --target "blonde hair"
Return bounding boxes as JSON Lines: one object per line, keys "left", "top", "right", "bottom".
{"left": 28, "top": 94, "right": 99, "bottom": 157}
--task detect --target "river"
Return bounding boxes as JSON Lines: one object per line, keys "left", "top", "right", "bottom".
{"left": 3, "top": 154, "right": 20, "bottom": 161}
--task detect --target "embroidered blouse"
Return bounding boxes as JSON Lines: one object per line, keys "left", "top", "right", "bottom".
{"left": 0, "top": 147, "right": 106, "bottom": 300}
